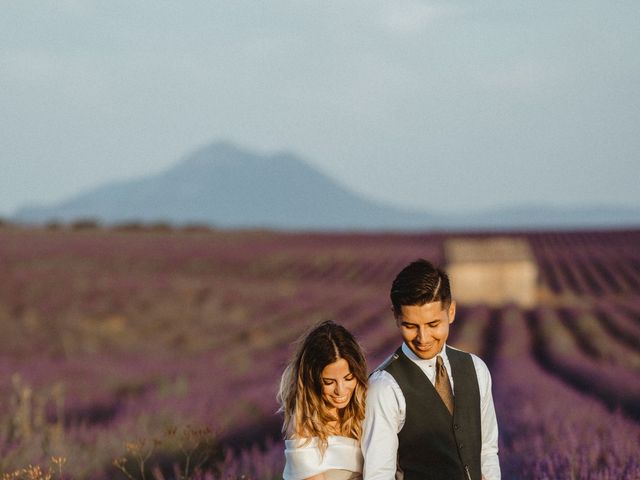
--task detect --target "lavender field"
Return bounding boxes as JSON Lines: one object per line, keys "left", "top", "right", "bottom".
{"left": 0, "top": 226, "right": 639, "bottom": 479}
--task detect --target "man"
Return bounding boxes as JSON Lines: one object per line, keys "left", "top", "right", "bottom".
{"left": 362, "top": 259, "right": 500, "bottom": 480}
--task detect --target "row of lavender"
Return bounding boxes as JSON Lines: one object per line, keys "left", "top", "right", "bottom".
{"left": 0, "top": 226, "right": 638, "bottom": 478}
{"left": 179, "top": 304, "right": 640, "bottom": 479}
{"left": 527, "top": 229, "right": 640, "bottom": 296}
{"left": 492, "top": 229, "right": 640, "bottom": 478}
{"left": 0, "top": 227, "right": 443, "bottom": 478}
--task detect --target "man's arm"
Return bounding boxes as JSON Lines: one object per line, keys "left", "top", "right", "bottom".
{"left": 473, "top": 356, "right": 501, "bottom": 480}
{"left": 362, "top": 371, "right": 404, "bottom": 480}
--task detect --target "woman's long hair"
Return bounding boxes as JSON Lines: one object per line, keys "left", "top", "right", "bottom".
{"left": 277, "top": 320, "right": 367, "bottom": 450}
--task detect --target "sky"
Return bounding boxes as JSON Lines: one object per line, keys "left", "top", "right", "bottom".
{"left": 1, "top": 0, "right": 639, "bottom": 217}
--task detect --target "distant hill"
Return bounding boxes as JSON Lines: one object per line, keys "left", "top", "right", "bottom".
{"left": 14, "top": 142, "right": 437, "bottom": 230}
{"left": 13, "top": 141, "right": 640, "bottom": 230}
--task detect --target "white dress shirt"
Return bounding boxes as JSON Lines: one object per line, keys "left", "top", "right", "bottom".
{"left": 362, "top": 343, "right": 500, "bottom": 480}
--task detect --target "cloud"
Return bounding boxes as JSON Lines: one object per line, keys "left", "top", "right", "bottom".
{"left": 477, "top": 60, "right": 564, "bottom": 92}
{"left": 44, "top": 0, "right": 94, "bottom": 16}
{"left": 381, "top": 0, "right": 468, "bottom": 35}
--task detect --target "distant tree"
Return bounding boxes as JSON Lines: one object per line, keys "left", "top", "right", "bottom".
{"left": 45, "top": 220, "right": 63, "bottom": 230}
{"left": 181, "top": 223, "right": 212, "bottom": 233}
{"left": 70, "top": 218, "right": 101, "bottom": 230}
{"left": 113, "top": 221, "right": 145, "bottom": 232}
{"left": 148, "top": 221, "right": 173, "bottom": 232}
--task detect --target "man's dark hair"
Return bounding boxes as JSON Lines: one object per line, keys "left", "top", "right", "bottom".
{"left": 390, "top": 259, "right": 452, "bottom": 317}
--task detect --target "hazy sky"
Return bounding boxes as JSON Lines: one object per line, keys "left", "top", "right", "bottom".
{"left": 1, "top": 1, "right": 639, "bottom": 217}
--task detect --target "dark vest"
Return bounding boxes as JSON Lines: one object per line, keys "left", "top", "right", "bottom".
{"left": 382, "top": 346, "right": 482, "bottom": 480}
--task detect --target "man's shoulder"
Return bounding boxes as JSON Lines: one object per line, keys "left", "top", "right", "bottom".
{"left": 372, "top": 350, "right": 401, "bottom": 373}
{"left": 366, "top": 369, "right": 404, "bottom": 413}
{"left": 447, "top": 345, "right": 492, "bottom": 380}
{"left": 447, "top": 345, "right": 487, "bottom": 364}
{"left": 368, "top": 359, "right": 403, "bottom": 398}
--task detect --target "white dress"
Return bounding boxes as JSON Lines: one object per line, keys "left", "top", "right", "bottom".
{"left": 283, "top": 435, "right": 363, "bottom": 480}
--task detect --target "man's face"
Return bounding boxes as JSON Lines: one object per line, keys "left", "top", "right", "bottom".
{"left": 396, "top": 300, "right": 456, "bottom": 360}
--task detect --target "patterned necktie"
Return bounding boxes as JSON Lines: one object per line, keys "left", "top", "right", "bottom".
{"left": 435, "top": 355, "right": 454, "bottom": 415}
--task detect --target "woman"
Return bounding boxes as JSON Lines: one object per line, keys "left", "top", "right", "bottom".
{"left": 278, "top": 320, "right": 368, "bottom": 480}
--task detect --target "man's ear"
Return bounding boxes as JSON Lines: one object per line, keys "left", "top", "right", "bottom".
{"left": 448, "top": 300, "right": 456, "bottom": 324}
{"left": 393, "top": 310, "right": 404, "bottom": 328}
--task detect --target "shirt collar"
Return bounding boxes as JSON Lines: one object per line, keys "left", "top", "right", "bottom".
{"left": 401, "top": 342, "right": 448, "bottom": 366}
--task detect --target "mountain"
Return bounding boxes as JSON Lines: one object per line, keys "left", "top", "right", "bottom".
{"left": 13, "top": 141, "right": 640, "bottom": 230}
{"left": 14, "top": 142, "right": 436, "bottom": 230}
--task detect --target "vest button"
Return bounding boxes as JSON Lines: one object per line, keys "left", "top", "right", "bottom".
{"left": 459, "top": 443, "right": 464, "bottom": 449}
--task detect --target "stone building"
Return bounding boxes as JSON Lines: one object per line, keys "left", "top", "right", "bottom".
{"left": 444, "top": 237, "right": 538, "bottom": 308}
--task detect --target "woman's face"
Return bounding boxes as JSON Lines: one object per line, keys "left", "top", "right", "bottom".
{"left": 320, "top": 357, "right": 357, "bottom": 413}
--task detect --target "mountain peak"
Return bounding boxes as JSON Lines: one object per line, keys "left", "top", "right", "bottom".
{"left": 175, "top": 140, "right": 254, "bottom": 170}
